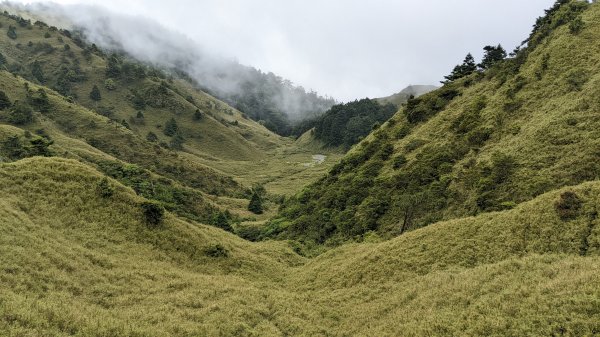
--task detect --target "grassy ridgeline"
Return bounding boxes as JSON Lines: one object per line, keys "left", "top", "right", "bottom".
{"left": 1, "top": 156, "right": 599, "bottom": 336}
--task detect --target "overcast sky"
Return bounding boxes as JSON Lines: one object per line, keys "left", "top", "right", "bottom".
{"left": 13, "top": 0, "right": 555, "bottom": 101}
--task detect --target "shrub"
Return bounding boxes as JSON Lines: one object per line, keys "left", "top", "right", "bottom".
{"left": 490, "top": 152, "right": 517, "bottom": 184}
{"left": 379, "top": 143, "right": 394, "bottom": 160}
{"left": 169, "top": 133, "right": 184, "bottom": 150}
{"left": 569, "top": 16, "right": 585, "bottom": 34}
{"left": 9, "top": 101, "right": 34, "bottom": 125}
{"left": 392, "top": 155, "right": 407, "bottom": 169}
{"left": 1, "top": 135, "right": 25, "bottom": 159}
{"left": 554, "top": 191, "right": 582, "bottom": 220}
{"left": 211, "top": 211, "right": 233, "bottom": 232}
{"left": 204, "top": 244, "right": 229, "bottom": 258}
{"left": 104, "top": 78, "right": 116, "bottom": 91}
{"left": 7, "top": 26, "right": 17, "bottom": 40}
{"left": 0, "top": 90, "right": 11, "bottom": 109}
{"left": 97, "top": 177, "right": 114, "bottom": 198}
{"left": 27, "top": 137, "right": 53, "bottom": 156}
{"left": 141, "top": 201, "right": 165, "bottom": 227}
{"left": 565, "top": 69, "right": 588, "bottom": 91}
{"left": 236, "top": 225, "right": 263, "bottom": 242}
{"left": 248, "top": 191, "right": 264, "bottom": 214}
{"left": 28, "top": 89, "right": 50, "bottom": 113}
{"left": 193, "top": 109, "right": 203, "bottom": 121}
{"left": 146, "top": 132, "right": 158, "bottom": 143}
{"left": 31, "top": 60, "right": 44, "bottom": 83}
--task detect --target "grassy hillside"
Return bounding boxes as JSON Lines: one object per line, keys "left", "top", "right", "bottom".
{"left": 274, "top": 0, "right": 600, "bottom": 246}
{"left": 2, "top": 1, "right": 600, "bottom": 335}
{"left": 0, "top": 10, "right": 342, "bottom": 229}
{"left": 376, "top": 84, "right": 438, "bottom": 106}
{"left": 1, "top": 156, "right": 599, "bottom": 336}
{"left": 0, "top": 10, "right": 282, "bottom": 161}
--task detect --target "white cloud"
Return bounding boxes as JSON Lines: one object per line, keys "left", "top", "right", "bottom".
{"left": 9, "top": 0, "right": 555, "bottom": 101}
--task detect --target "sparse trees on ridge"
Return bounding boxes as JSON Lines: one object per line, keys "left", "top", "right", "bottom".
{"left": 479, "top": 45, "right": 507, "bottom": 70}
{"left": 442, "top": 53, "right": 477, "bottom": 84}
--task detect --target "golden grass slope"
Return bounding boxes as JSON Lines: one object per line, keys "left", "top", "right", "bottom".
{"left": 0, "top": 11, "right": 281, "bottom": 161}
{"left": 1, "top": 156, "right": 599, "bottom": 336}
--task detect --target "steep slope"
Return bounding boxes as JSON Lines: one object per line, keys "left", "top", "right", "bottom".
{"left": 0, "top": 10, "right": 281, "bottom": 161}
{"left": 274, "top": 0, "right": 600, "bottom": 245}
{"left": 1, "top": 156, "right": 599, "bottom": 336}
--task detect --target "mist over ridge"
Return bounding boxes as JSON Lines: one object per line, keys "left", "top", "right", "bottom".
{"left": 3, "top": 1, "right": 336, "bottom": 134}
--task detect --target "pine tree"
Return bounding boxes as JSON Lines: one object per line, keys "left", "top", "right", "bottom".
{"left": 89, "top": 85, "right": 102, "bottom": 101}
{"left": 442, "top": 53, "right": 477, "bottom": 84}
{"left": 163, "top": 117, "right": 178, "bottom": 136}
{"left": 31, "top": 61, "right": 45, "bottom": 83}
{"left": 478, "top": 45, "right": 507, "bottom": 70}
{"left": 248, "top": 191, "right": 263, "bottom": 214}
{"left": 0, "top": 52, "right": 6, "bottom": 67}
{"left": 7, "top": 26, "right": 17, "bottom": 40}
{"left": 106, "top": 54, "right": 121, "bottom": 78}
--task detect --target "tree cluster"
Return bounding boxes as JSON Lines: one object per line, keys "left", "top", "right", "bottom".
{"left": 300, "top": 99, "right": 397, "bottom": 149}
{"left": 442, "top": 45, "right": 507, "bottom": 84}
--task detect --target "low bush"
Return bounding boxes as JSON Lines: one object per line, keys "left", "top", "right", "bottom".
{"left": 554, "top": 191, "right": 582, "bottom": 220}
{"left": 141, "top": 201, "right": 165, "bottom": 227}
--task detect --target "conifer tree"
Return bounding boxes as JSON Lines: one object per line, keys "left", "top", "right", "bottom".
{"left": 248, "top": 191, "right": 264, "bottom": 214}
{"left": 164, "top": 117, "right": 179, "bottom": 136}
{"left": 478, "top": 45, "right": 507, "bottom": 70}
{"left": 90, "top": 85, "right": 102, "bottom": 101}
{"left": 7, "top": 26, "right": 17, "bottom": 40}
{"left": 31, "top": 61, "right": 45, "bottom": 83}
{"left": 442, "top": 53, "right": 477, "bottom": 84}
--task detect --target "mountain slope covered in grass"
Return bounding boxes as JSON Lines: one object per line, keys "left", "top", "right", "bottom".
{"left": 0, "top": 9, "right": 342, "bottom": 230}
{"left": 1, "top": 156, "right": 599, "bottom": 336}
{"left": 2, "top": 1, "right": 600, "bottom": 336}
{"left": 273, "top": 0, "right": 600, "bottom": 246}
